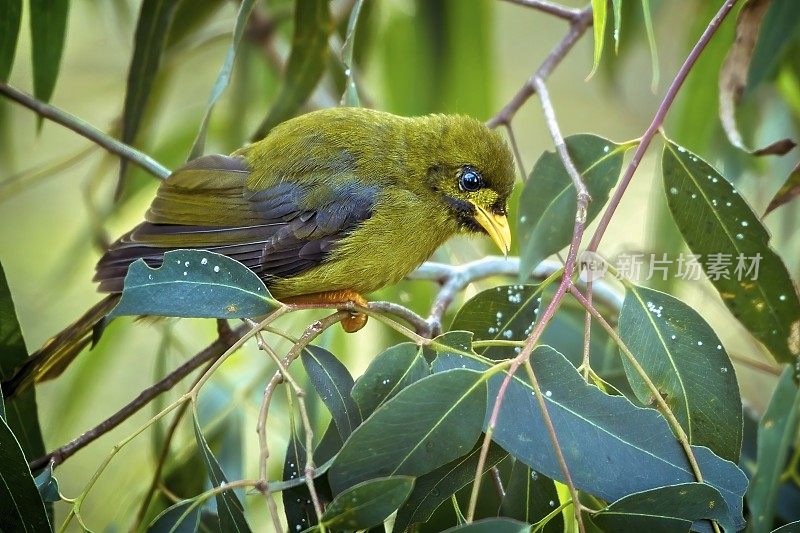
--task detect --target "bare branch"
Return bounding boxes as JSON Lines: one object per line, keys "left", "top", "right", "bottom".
{"left": 0, "top": 82, "right": 171, "bottom": 180}
{"left": 500, "top": 0, "right": 583, "bottom": 21}
{"left": 486, "top": 6, "right": 593, "bottom": 128}
{"left": 29, "top": 324, "right": 250, "bottom": 471}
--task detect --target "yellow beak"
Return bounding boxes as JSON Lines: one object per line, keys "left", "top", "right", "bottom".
{"left": 470, "top": 202, "right": 512, "bottom": 256}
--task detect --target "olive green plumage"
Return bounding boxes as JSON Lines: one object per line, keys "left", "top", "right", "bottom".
{"left": 3, "top": 108, "right": 515, "bottom": 397}
{"left": 96, "top": 107, "right": 515, "bottom": 298}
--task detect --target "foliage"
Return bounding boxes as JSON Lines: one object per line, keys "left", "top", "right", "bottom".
{"left": 2, "top": 0, "right": 800, "bottom": 532}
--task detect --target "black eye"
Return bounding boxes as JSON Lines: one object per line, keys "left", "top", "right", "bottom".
{"left": 459, "top": 168, "right": 483, "bottom": 192}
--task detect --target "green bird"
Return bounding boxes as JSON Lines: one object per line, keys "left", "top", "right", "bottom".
{"left": 5, "top": 107, "right": 514, "bottom": 396}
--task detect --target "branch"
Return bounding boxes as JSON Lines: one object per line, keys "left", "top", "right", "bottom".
{"left": 500, "top": 0, "right": 584, "bottom": 21}
{"left": 29, "top": 323, "right": 248, "bottom": 471}
{"left": 486, "top": 6, "right": 593, "bottom": 128}
{"left": 0, "top": 82, "right": 171, "bottom": 180}
{"left": 587, "top": 0, "right": 740, "bottom": 252}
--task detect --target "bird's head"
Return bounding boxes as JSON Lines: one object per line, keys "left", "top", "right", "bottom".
{"left": 412, "top": 114, "right": 516, "bottom": 255}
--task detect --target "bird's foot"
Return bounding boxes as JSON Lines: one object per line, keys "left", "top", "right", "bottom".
{"left": 281, "top": 290, "right": 369, "bottom": 333}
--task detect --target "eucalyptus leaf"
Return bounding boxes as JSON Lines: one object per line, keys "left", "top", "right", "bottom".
{"left": 29, "top": 0, "right": 69, "bottom": 104}
{"left": 618, "top": 283, "right": 742, "bottom": 462}
{"left": 302, "top": 345, "right": 362, "bottom": 441}
{"left": 0, "top": 261, "right": 46, "bottom": 460}
{"left": 747, "top": 367, "right": 800, "bottom": 533}
{"left": 321, "top": 476, "right": 414, "bottom": 530}
{"left": 339, "top": 0, "right": 365, "bottom": 107}
{"left": 430, "top": 336, "right": 748, "bottom": 530}
{"left": 500, "top": 461, "right": 562, "bottom": 532}
{"left": 764, "top": 161, "right": 800, "bottom": 217}
{"left": 518, "top": 134, "right": 628, "bottom": 277}
{"left": 252, "top": 0, "right": 331, "bottom": 138}
{"left": 589, "top": 0, "right": 607, "bottom": 78}
{"left": 0, "top": 416, "right": 50, "bottom": 531}
{"left": 119, "top": 0, "right": 180, "bottom": 188}
{"left": 0, "top": 0, "right": 22, "bottom": 81}
{"left": 328, "top": 369, "right": 488, "bottom": 494}
{"left": 450, "top": 284, "right": 540, "bottom": 360}
{"left": 394, "top": 439, "right": 508, "bottom": 531}
{"left": 662, "top": 140, "right": 800, "bottom": 363}
{"left": 192, "top": 411, "right": 251, "bottom": 532}
{"left": 443, "top": 518, "right": 531, "bottom": 533}
{"left": 34, "top": 462, "right": 60, "bottom": 504}
{"left": 588, "top": 483, "right": 734, "bottom": 532}
{"left": 188, "top": 0, "right": 257, "bottom": 159}
{"left": 107, "top": 249, "right": 277, "bottom": 319}
{"left": 350, "top": 342, "right": 429, "bottom": 417}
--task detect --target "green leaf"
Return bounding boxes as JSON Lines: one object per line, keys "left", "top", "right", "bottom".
{"left": 328, "top": 369, "right": 488, "bottom": 494}
{"left": 0, "top": 261, "right": 46, "bottom": 460}
{"left": 588, "top": 0, "right": 607, "bottom": 78}
{"left": 618, "top": 283, "right": 742, "bottom": 462}
{"left": 0, "top": 0, "right": 22, "bottom": 81}
{"left": 611, "top": 0, "right": 621, "bottom": 52}
{"left": 772, "top": 521, "right": 800, "bottom": 533}
{"left": 29, "top": 0, "right": 69, "bottom": 104}
{"left": 500, "top": 462, "right": 562, "bottom": 532}
{"left": 764, "top": 161, "right": 800, "bottom": 217}
{"left": 394, "top": 439, "right": 508, "bottom": 532}
{"left": 443, "top": 518, "right": 531, "bottom": 533}
{"left": 119, "top": 0, "right": 180, "bottom": 186}
{"left": 0, "top": 415, "right": 50, "bottom": 531}
{"left": 588, "top": 483, "right": 734, "bottom": 532}
{"left": 339, "top": 0, "right": 365, "bottom": 107}
{"left": 662, "top": 140, "right": 800, "bottom": 363}
{"left": 191, "top": 411, "right": 251, "bottom": 532}
{"left": 747, "top": 0, "right": 800, "bottom": 91}
{"left": 431, "top": 341, "right": 748, "bottom": 530}
{"left": 188, "top": 0, "right": 256, "bottom": 159}
{"left": 518, "top": 134, "right": 629, "bottom": 277}
{"left": 641, "top": 0, "right": 659, "bottom": 90}
{"left": 320, "top": 476, "right": 414, "bottom": 530}
{"left": 451, "top": 284, "right": 540, "bottom": 360}
{"left": 34, "top": 462, "right": 60, "bottom": 504}
{"left": 747, "top": 367, "right": 800, "bottom": 533}
{"left": 107, "top": 249, "right": 277, "bottom": 319}
{"left": 147, "top": 499, "right": 201, "bottom": 533}
{"left": 301, "top": 345, "right": 362, "bottom": 441}
{"left": 252, "top": 0, "right": 331, "bottom": 139}
{"left": 350, "top": 342, "right": 429, "bottom": 417}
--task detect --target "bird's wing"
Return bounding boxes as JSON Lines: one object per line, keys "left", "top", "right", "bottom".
{"left": 94, "top": 154, "right": 377, "bottom": 292}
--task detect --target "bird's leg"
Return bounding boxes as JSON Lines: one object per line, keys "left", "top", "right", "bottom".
{"left": 280, "top": 290, "right": 369, "bottom": 333}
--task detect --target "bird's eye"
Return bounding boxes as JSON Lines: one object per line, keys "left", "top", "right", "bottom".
{"left": 459, "top": 168, "right": 483, "bottom": 192}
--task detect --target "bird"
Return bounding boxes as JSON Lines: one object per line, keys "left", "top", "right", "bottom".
{"left": 4, "top": 107, "right": 515, "bottom": 396}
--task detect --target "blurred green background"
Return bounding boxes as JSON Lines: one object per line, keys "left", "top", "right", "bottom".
{"left": 1, "top": 0, "right": 798, "bottom": 528}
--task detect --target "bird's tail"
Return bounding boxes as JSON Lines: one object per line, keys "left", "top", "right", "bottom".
{"left": 2, "top": 294, "right": 120, "bottom": 398}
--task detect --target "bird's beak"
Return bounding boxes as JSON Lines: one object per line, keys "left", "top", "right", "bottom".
{"left": 470, "top": 202, "right": 512, "bottom": 256}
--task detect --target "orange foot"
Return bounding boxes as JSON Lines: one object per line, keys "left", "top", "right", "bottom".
{"left": 281, "top": 290, "right": 369, "bottom": 333}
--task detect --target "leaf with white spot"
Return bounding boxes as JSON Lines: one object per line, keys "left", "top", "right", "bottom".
{"left": 451, "top": 284, "right": 541, "bottom": 360}
{"left": 108, "top": 249, "right": 278, "bottom": 319}
{"left": 619, "top": 283, "right": 742, "bottom": 462}
{"left": 431, "top": 341, "right": 748, "bottom": 530}
{"left": 351, "top": 343, "right": 429, "bottom": 417}
{"left": 662, "top": 140, "right": 800, "bottom": 363}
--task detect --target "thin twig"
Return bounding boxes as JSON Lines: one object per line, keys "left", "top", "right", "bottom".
{"left": 523, "top": 360, "right": 584, "bottom": 527}
{"left": 580, "top": 283, "right": 593, "bottom": 381}
{"left": 29, "top": 324, "right": 249, "bottom": 471}
{"left": 532, "top": 77, "right": 589, "bottom": 200}
{"left": 500, "top": 0, "right": 584, "bottom": 21}
{"left": 486, "top": 6, "right": 593, "bottom": 129}
{"left": 587, "top": 0, "right": 740, "bottom": 252}
{"left": 504, "top": 124, "right": 528, "bottom": 179}
{"left": 0, "top": 82, "right": 171, "bottom": 180}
